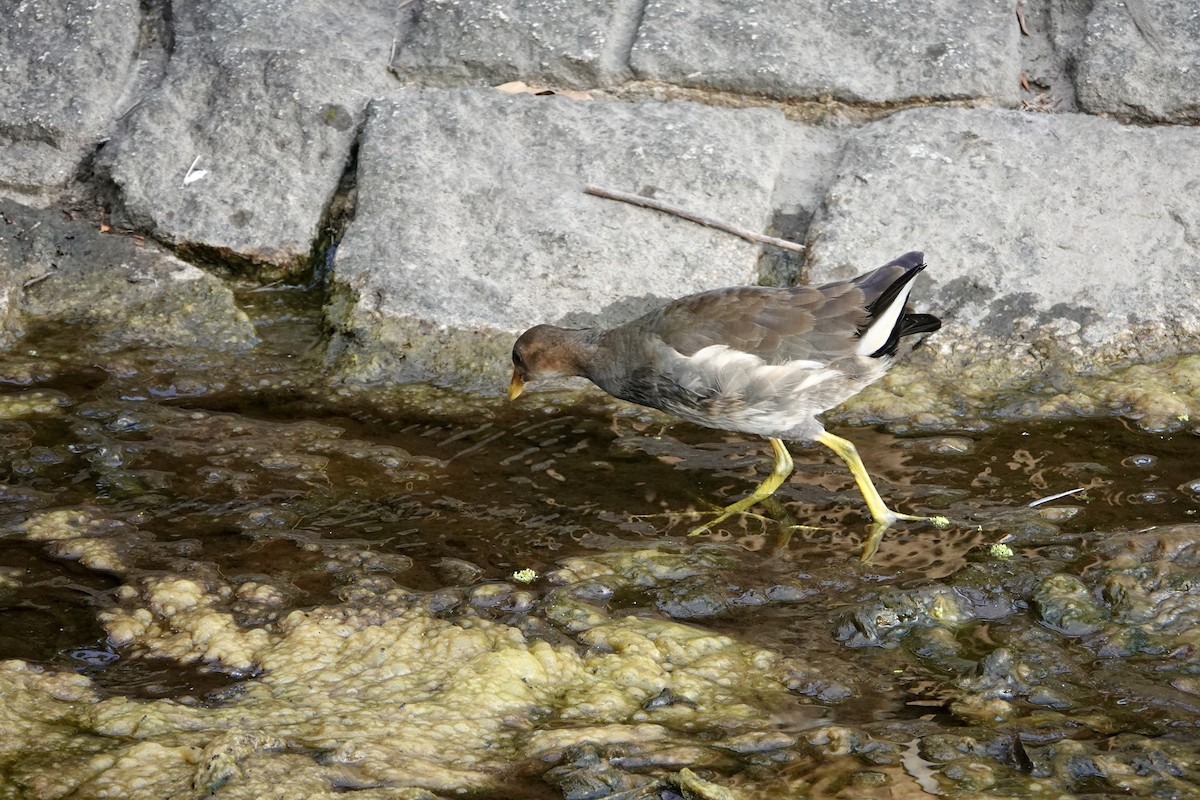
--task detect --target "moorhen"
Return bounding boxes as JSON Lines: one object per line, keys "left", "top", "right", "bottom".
{"left": 508, "top": 251, "right": 942, "bottom": 539}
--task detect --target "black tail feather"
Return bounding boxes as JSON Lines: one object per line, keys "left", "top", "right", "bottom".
{"left": 900, "top": 312, "right": 941, "bottom": 337}
{"left": 863, "top": 252, "right": 925, "bottom": 320}
{"left": 862, "top": 252, "right": 941, "bottom": 358}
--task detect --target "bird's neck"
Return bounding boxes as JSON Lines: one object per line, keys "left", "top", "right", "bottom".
{"left": 582, "top": 327, "right": 645, "bottom": 394}
{"left": 551, "top": 327, "right": 604, "bottom": 378}
{"left": 574, "top": 328, "right": 606, "bottom": 375}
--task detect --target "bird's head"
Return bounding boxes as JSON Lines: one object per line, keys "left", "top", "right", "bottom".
{"left": 508, "top": 325, "right": 593, "bottom": 400}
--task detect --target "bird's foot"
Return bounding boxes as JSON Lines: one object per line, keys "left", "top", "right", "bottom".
{"left": 628, "top": 506, "right": 778, "bottom": 536}
{"left": 685, "top": 497, "right": 780, "bottom": 536}
{"left": 626, "top": 508, "right": 746, "bottom": 528}
{"left": 687, "top": 494, "right": 820, "bottom": 536}
{"left": 877, "top": 510, "right": 950, "bottom": 528}
{"left": 860, "top": 511, "right": 953, "bottom": 562}
{"left": 687, "top": 508, "right": 741, "bottom": 537}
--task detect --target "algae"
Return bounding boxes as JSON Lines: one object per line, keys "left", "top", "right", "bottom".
{"left": 1, "top": 547, "right": 811, "bottom": 797}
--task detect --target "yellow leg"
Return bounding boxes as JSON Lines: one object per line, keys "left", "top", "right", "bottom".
{"left": 859, "top": 520, "right": 890, "bottom": 564}
{"left": 816, "top": 431, "right": 927, "bottom": 527}
{"left": 689, "top": 437, "right": 794, "bottom": 536}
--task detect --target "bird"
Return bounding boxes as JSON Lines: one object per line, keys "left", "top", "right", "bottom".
{"left": 508, "top": 251, "right": 942, "bottom": 539}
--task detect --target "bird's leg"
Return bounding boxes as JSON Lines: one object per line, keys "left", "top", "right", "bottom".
{"left": 816, "top": 431, "right": 929, "bottom": 527}
{"left": 859, "top": 520, "right": 891, "bottom": 564}
{"left": 689, "top": 437, "right": 794, "bottom": 536}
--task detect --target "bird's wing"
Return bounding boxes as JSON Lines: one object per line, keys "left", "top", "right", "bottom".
{"left": 647, "top": 282, "right": 867, "bottom": 365}
{"left": 649, "top": 252, "right": 930, "bottom": 365}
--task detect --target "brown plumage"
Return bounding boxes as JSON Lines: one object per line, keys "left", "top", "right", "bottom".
{"left": 509, "top": 252, "right": 942, "bottom": 539}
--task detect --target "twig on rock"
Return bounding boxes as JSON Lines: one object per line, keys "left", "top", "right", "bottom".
{"left": 583, "top": 185, "right": 805, "bottom": 253}
{"left": 23, "top": 270, "right": 55, "bottom": 289}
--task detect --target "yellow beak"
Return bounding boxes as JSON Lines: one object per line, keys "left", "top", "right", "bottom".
{"left": 507, "top": 370, "right": 525, "bottom": 401}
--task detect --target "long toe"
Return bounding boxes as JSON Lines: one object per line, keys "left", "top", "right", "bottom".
{"left": 877, "top": 509, "right": 950, "bottom": 527}
{"left": 687, "top": 504, "right": 778, "bottom": 536}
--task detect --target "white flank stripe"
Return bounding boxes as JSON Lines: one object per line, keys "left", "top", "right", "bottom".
{"left": 785, "top": 359, "right": 825, "bottom": 371}
{"left": 793, "top": 368, "right": 834, "bottom": 392}
{"left": 689, "top": 344, "right": 763, "bottom": 369}
{"left": 689, "top": 345, "right": 825, "bottom": 373}
{"left": 856, "top": 278, "right": 917, "bottom": 356}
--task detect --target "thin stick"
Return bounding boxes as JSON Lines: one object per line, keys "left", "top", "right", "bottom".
{"left": 1028, "top": 487, "right": 1085, "bottom": 507}
{"left": 1015, "top": 1, "right": 1030, "bottom": 36}
{"left": 583, "top": 185, "right": 805, "bottom": 253}
{"left": 23, "top": 271, "right": 54, "bottom": 289}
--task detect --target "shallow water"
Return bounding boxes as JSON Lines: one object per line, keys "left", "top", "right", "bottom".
{"left": 3, "top": 287, "right": 1200, "bottom": 798}
{"left": 6, "top": 392, "right": 1197, "bottom": 680}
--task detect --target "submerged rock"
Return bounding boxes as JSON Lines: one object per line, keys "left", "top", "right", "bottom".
{"left": 835, "top": 585, "right": 972, "bottom": 649}
{"left": 1032, "top": 573, "right": 1108, "bottom": 636}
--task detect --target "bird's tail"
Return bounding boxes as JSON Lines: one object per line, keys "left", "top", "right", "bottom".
{"left": 854, "top": 252, "right": 941, "bottom": 358}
